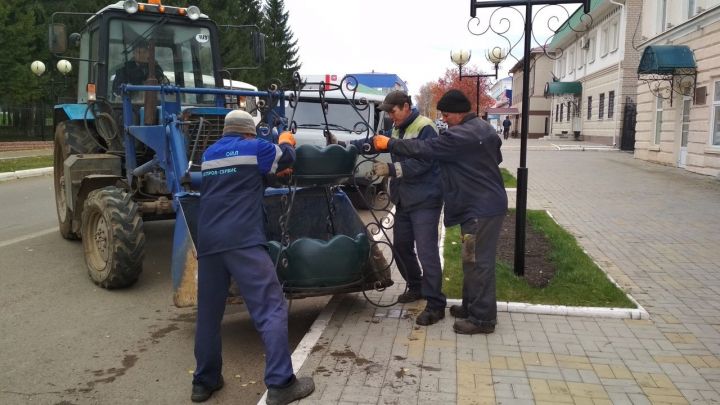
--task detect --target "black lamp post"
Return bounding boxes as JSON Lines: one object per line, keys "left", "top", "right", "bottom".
{"left": 450, "top": 48, "right": 506, "bottom": 116}
{"left": 468, "top": 0, "right": 591, "bottom": 276}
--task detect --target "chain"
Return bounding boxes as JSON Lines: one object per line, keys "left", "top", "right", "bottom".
{"left": 324, "top": 186, "right": 337, "bottom": 238}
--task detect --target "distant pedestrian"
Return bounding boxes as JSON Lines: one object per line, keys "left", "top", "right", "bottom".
{"left": 502, "top": 116, "right": 511, "bottom": 140}
{"left": 370, "top": 89, "right": 507, "bottom": 335}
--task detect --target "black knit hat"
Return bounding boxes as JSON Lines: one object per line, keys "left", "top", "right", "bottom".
{"left": 437, "top": 89, "right": 471, "bottom": 113}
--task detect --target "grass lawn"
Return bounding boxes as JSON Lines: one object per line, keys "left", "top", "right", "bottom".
{"left": 0, "top": 155, "right": 53, "bottom": 173}
{"left": 501, "top": 168, "right": 517, "bottom": 188}
{"left": 442, "top": 210, "right": 635, "bottom": 308}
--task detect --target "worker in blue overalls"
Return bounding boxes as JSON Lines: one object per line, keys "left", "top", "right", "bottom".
{"left": 191, "top": 110, "right": 315, "bottom": 404}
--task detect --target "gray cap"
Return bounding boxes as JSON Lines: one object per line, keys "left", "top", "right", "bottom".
{"left": 378, "top": 90, "right": 411, "bottom": 112}
{"left": 223, "top": 110, "right": 256, "bottom": 135}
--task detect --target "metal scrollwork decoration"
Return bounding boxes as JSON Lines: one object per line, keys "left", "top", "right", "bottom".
{"left": 282, "top": 73, "right": 402, "bottom": 305}
{"left": 467, "top": 4, "right": 592, "bottom": 65}
{"left": 640, "top": 71, "right": 697, "bottom": 103}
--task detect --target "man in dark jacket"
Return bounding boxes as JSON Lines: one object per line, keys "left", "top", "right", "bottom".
{"left": 192, "top": 110, "right": 314, "bottom": 404}
{"left": 112, "top": 39, "right": 166, "bottom": 98}
{"left": 502, "top": 116, "right": 512, "bottom": 140}
{"left": 371, "top": 89, "right": 507, "bottom": 335}
{"left": 369, "top": 91, "right": 446, "bottom": 326}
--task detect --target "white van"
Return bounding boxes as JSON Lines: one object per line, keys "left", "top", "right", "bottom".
{"left": 286, "top": 88, "right": 393, "bottom": 206}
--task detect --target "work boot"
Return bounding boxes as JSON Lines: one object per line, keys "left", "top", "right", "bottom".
{"left": 415, "top": 307, "right": 445, "bottom": 326}
{"left": 397, "top": 290, "right": 422, "bottom": 303}
{"left": 191, "top": 375, "right": 224, "bottom": 402}
{"left": 453, "top": 319, "right": 495, "bottom": 335}
{"left": 267, "top": 376, "right": 315, "bottom": 405}
{"left": 449, "top": 305, "right": 468, "bottom": 319}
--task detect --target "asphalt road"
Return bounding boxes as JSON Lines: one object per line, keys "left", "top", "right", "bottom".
{"left": 0, "top": 175, "right": 329, "bottom": 405}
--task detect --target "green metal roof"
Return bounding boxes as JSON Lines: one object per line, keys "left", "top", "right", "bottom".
{"left": 545, "top": 81, "right": 582, "bottom": 96}
{"left": 637, "top": 45, "right": 697, "bottom": 75}
{"left": 548, "top": 0, "right": 603, "bottom": 50}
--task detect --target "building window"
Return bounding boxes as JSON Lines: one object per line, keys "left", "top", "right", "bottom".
{"left": 588, "top": 33, "right": 596, "bottom": 63}
{"left": 660, "top": 0, "right": 668, "bottom": 33}
{"left": 712, "top": 82, "right": 720, "bottom": 145}
{"left": 599, "top": 93, "right": 605, "bottom": 119}
{"left": 688, "top": 0, "right": 696, "bottom": 19}
{"left": 601, "top": 26, "right": 609, "bottom": 56}
{"left": 567, "top": 101, "right": 572, "bottom": 122}
{"left": 608, "top": 91, "right": 615, "bottom": 119}
{"left": 610, "top": 20, "right": 619, "bottom": 52}
{"left": 560, "top": 103, "right": 564, "bottom": 121}
{"left": 568, "top": 49, "right": 575, "bottom": 73}
{"left": 587, "top": 96, "right": 592, "bottom": 119}
{"left": 555, "top": 104, "right": 559, "bottom": 122}
{"left": 654, "top": 98, "right": 663, "bottom": 145}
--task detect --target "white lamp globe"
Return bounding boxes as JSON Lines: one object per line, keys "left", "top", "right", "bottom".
{"left": 487, "top": 47, "right": 506, "bottom": 64}
{"left": 450, "top": 50, "right": 471, "bottom": 67}
{"left": 57, "top": 59, "right": 72, "bottom": 75}
{"left": 31, "top": 61, "right": 46, "bottom": 77}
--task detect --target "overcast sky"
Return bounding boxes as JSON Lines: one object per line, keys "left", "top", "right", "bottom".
{"left": 284, "top": 0, "right": 582, "bottom": 97}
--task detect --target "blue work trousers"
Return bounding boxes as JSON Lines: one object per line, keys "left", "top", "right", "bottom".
{"left": 193, "top": 245, "right": 294, "bottom": 389}
{"left": 393, "top": 206, "right": 446, "bottom": 310}
{"left": 459, "top": 215, "right": 505, "bottom": 326}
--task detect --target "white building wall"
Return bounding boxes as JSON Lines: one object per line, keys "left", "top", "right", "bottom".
{"left": 548, "top": 3, "right": 637, "bottom": 145}
{"left": 511, "top": 52, "right": 552, "bottom": 138}
{"left": 635, "top": 4, "right": 720, "bottom": 176}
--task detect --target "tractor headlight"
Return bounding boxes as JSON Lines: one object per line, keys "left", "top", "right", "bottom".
{"left": 187, "top": 5, "right": 201, "bottom": 20}
{"left": 123, "top": 0, "right": 139, "bottom": 14}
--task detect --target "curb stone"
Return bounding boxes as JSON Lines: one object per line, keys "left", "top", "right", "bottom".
{"left": 0, "top": 167, "right": 53, "bottom": 182}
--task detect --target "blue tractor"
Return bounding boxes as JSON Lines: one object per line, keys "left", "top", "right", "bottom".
{"left": 47, "top": 1, "right": 392, "bottom": 307}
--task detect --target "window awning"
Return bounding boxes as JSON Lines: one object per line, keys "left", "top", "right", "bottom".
{"left": 638, "top": 45, "right": 696, "bottom": 76}
{"left": 544, "top": 81, "right": 582, "bottom": 96}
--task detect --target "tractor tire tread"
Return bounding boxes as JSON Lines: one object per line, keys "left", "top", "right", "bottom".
{"left": 82, "top": 186, "right": 145, "bottom": 289}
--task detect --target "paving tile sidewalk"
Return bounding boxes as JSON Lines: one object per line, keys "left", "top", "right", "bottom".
{"left": 289, "top": 145, "right": 720, "bottom": 405}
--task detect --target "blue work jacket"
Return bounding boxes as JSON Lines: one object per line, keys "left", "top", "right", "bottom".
{"left": 197, "top": 134, "right": 295, "bottom": 257}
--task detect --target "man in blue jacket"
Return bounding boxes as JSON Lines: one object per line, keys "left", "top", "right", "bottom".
{"left": 192, "top": 110, "right": 314, "bottom": 404}
{"left": 371, "top": 91, "right": 446, "bottom": 326}
{"left": 372, "top": 90, "right": 507, "bottom": 335}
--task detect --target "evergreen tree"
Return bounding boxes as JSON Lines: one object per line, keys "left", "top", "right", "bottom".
{"left": 196, "top": 0, "right": 266, "bottom": 86}
{"left": 261, "top": 0, "right": 301, "bottom": 88}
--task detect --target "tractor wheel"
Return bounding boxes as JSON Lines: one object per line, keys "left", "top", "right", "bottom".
{"left": 54, "top": 121, "right": 100, "bottom": 239}
{"left": 81, "top": 186, "right": 145, "bottom": 288}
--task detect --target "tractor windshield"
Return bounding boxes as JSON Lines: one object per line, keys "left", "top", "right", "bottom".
{"left": 107, "top": 19, "right": 216, "bottom": 105}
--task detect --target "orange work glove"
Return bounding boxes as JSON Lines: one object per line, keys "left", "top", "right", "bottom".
{"left": 373, "top": 135, "right": 390, "bottom": 151}
{"left": 276, "top": 167, "right": 293, "bottom": 177}
{"left": 278, "top": 131, "right": 296, "bottom": 147}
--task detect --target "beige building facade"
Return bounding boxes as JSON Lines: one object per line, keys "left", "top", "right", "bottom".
{"left": 509, "top": 48, "right": 552, "bottom": 138}
{"left": 634, "top": 1, "right": 720, "bottom": 176}
{"left": 547, "top": 0, "right": 642, "bottom": 146}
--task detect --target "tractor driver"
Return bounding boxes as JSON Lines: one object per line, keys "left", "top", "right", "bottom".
{"left": 191, "top": 110, "right": 315, "bottom": 404}
{"left": 111, "top": 39, "right": 166, "bottom": 98}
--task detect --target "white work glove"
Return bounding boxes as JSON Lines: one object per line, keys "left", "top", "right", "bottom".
{"left": 372, "top": 162, "right": 390, "bottom": 177}
{"left": 324, "top": 130, "right": 338, "bottom": 145}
